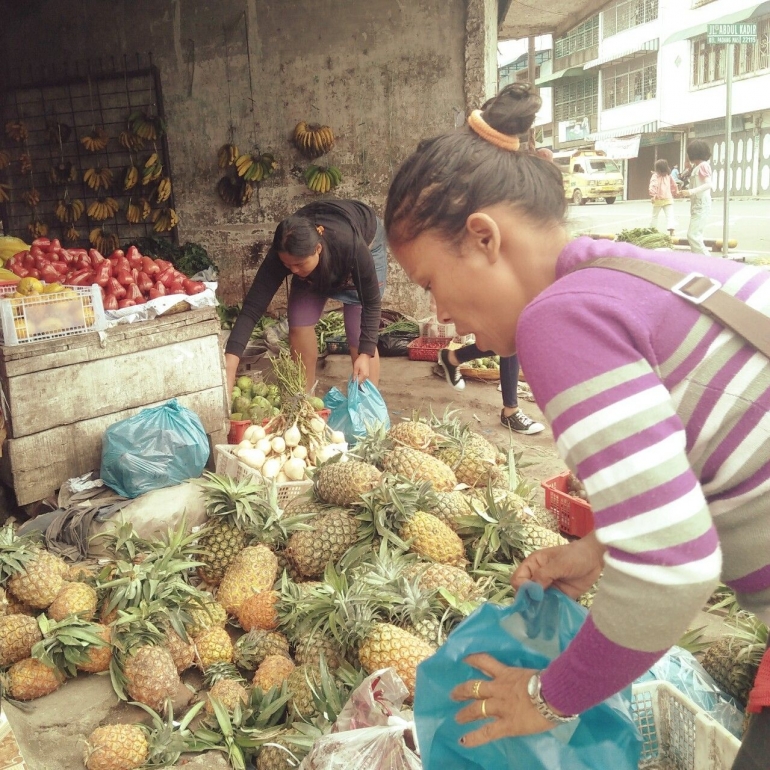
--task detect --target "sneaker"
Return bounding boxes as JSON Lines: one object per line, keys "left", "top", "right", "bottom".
{"left": 438, "top": 348, "right": 465, "bottom": 391}
{"left": 501, "top": 408, "right": 544, "bottom": 435}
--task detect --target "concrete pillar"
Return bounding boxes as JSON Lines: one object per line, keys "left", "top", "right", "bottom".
{"left": 465, "top": 0, "right": 498, "bottom": 110}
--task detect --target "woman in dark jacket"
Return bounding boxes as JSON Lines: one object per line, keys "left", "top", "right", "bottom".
{"left": 225, "top": 199, "right": 387, "bottom": 393}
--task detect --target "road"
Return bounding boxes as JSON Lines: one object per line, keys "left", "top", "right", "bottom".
{"left": 566, "top": 198, "right": 770, "bottom": 259}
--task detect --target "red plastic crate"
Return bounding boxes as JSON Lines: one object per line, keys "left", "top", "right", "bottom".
{"left": 227, "top": 419, "right": 251, "bottom": 444}
{"left": 407, "top": 336, "right": 453, "bottom": 362}
{"left": 541, "top": 471, "right": 594, "bottom": 537}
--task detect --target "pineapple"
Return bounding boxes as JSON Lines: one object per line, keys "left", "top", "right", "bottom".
{"left": 255, "top": 734, "right": 308, "bottom": 770}
{"left": 65, "top": 562, "right": 98, "bottom": 582}
{"left": 7, "top": 549, "right": 65, "bottom": 608}
{"left": 197, "top": 473, "right": 265, "bottom": 584}
{"left": 48, "top": 581, "right": 98, "bottom": 621}
{"left": 234, "top": 629, "right": 291, "bottom": 670}
{"left": 204, "top": 662, "right": 249, "bottom": 715}
{"left": 388, "top": 420, "right": 437, "bottom": 451}
{"left": 407, "top": 562, "right": 479, "bottom": 604}
{"left": 194, "top": 626, "right": 234, "bottom": 671}
{"left": 2, "top": 657, "right": 64, "bottom": 700}
{"left": 285, "top": 508, "right": 359, "bottom": 578}
{"left": 394, "top": 578, "right": 444, "bottom": 648}
{"left": 286, "top": 663, "right": 321, "bottom": 718}
{"left": 84, "top": 724, "right": 149, "bottom": 770}
{"left": 237, "top": 590, "right": 280, "bottom": 631}
{"left": 434, "top": 434, "right": 497, "bottom": 487}
{"left": 186, "top": 598, "right": 228, "bottom": 638}
{"left": 383, "top": 446, "right": 457, "bottom": 491}
{"left": 122, "top": 644, "right": 180, "bottom": 710}
{"left": 294, "top": 631, "right": 344, "bottom": 670}
{"left": 0, "top": 585, "right": 7, "bottom": 616}
{"left": 217, "top": 544, "right": 279, "bottom": 615}
{"left": 401, "top": 511, "right": 466, "bottom": 565}
{"left": 77, "top": 623, "right": 113, "bottom": 673}
{"left": 430, "top": 490, "right": 477, "bottom": 531}
{"left": 315, "top": 460, "right": 382, "bottom": 506}
{"left": 0, "top": 613, "right": 42, "bottom": 666}
{"left": 165, "top": 626, "right": 195, "bottom": 673}
{"left": 253, "top": 653, "right": 296, "bottom": 691}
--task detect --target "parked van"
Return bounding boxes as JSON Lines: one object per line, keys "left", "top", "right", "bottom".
{"left": 553, "top": 150, "right": 624, "bottom": 205}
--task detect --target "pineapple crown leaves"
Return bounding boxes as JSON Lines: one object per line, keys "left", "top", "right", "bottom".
{"left": 203, "top": 662, "right": 245, "bottom": 688}
{"left": 0, "top": 523, "right": 38, "bottom": 585}
{"left": 295, "top": 656, "right": 351, "bottom": 727}
{"left": 248, "top": 487, "right": 316, "bottom": 550}
{"left": 676, "top": 626, "right": 712, "bottom": 656}
{"left": 198, "top": 472, "right": 265, "bottom": 526}
{"left": 351, "top": 424, "right": 393, "bottom": 468}
{"left": 89, "top": 520, "right": 150, "bottom": 563}
{"left": 131, "top": 698, "right": 206, "bottom": 768}
{"left": 31, "top": 615, "right": 110, "bottom": 678}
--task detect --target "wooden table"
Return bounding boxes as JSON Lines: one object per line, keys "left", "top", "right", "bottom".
{"left": 0, "top": 307, "right": 228, "bottom": 505}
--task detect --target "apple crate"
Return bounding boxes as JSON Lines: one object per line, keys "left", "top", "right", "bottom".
{"left": 0, "top": 284, "right": 105, "bottom": 346}
{"left": 213, "top": 444, "right": 312, "bottom": 506}
{"left": 541, "top": 470, "right": 594, "bottom": 537}
{"left": 631, "top": 681, "right": 740, "bottom": 769}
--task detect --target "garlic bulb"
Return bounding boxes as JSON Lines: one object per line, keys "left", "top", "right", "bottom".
{"left": 283, "top": 423, "right": 301, "bottom": 448}
{"left": 261, "top": 457, "right": 281, "bottom": 479}
{"left": 271, "top": 436, "right": 286, "bottom": 454}
{"left": 276, "top": 471, "right": 289, "bottom": 484}
{"left": 310, "top": 417, "right": 326, "bottom": 434}
{"left": 292, "top": 445, "right": 308, "bottom": 460}
{"left": 240, "top": 448, "right": 265, "bottom": 470}
{"left": 256, "top": 438, "right": 272, "bottom": 455}
{"left": 283, "top": 457, "right": 306, "bottom": 481}
{"left": 245, "top": 424, "right": 266, "bottom": 443}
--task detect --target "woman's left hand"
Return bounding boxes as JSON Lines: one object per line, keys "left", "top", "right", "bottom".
{"left": 451, "top": 654, "right": 555, "bottom": 747}
{"left": 352, "top": 353, "right": 371, "bottom": 384}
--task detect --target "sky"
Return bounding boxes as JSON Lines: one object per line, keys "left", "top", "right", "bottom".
{"left": 498, "top": 35, "right": 552, "bottom": 66}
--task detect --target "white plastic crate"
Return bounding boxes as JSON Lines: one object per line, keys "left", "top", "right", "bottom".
{"left": 418, "top": 317, "right": 456, "bottom": 339}
{"left": 631, "top": 681, "right": 741, "bottom": 770}
{"left": 0, "top": 284, "right": 105, "bottom": 345}
{"left": 214, "top": 444, "right": 312, "bottom": 507}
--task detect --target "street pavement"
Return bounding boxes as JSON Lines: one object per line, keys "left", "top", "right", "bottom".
{"left": 566, "top": 197, "right": 770, "bottom": 260}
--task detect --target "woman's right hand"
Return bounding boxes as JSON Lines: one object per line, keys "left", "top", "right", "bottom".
{"left": 511, "top": 531, "right": 605, "bottom": 599}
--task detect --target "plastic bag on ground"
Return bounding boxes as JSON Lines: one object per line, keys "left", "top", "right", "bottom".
{"left": 414, "top": 583, "right": 642, "bottom": 770}
{"left": 323, "top": 378, "right": 390, "bottom": 445}
{"left": 299, "top": 668, "right": 421, "bottom": 770}
{"left": 100, "top": 399, "right": 209, "bottom": 498}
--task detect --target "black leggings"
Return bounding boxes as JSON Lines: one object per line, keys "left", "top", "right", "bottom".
{"left": 453, "top": 343, "right": 519, "bottom": 408}
{"left": 732, "top": 640, "right": 770, "bottom": 770}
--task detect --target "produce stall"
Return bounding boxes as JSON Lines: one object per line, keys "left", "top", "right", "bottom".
{"left": 0, "top": 306, "right": 227, "bottom": 504}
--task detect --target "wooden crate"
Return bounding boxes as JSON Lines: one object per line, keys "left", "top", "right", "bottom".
{"left": 0, "top": 307, "right": 228, "bottom": 505}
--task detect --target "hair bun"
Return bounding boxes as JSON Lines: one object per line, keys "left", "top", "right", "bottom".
{"left": 481, "top": 83, "right": 542, "bottom": 138}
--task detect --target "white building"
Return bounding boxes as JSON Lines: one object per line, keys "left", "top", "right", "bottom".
{"left": 534, "top": 0, "right": 770, "bottom": 198}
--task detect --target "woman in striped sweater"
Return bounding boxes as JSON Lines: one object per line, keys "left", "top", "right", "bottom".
{"left": 385, "top": 83, "right": 769, "bottom": 768}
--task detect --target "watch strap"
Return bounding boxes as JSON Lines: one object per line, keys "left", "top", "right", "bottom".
{"left": 528, "top": 673, "right": 578, "bottom": 724}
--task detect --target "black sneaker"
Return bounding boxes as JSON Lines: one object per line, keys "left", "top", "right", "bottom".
{"left": 501, "top": 408, "right": 544, "bottom": 435}
{"left": 438, "top": 349, "right": 465, "bottom": 391}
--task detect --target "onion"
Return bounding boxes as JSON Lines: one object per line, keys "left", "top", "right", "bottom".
{"left": 271, "top": 436, "right": 286, "bottom": 454}
{"left": 256, "top": 438, "right": 272, "bottom": 455}
{"left": 283, "top": 457, "right": 306, "bottom": 481}
{"left": 276, "top": 471, "right": 289, "bottom": 483}
{"left": 292, "top": 445, "right": 308, "bottom": 460}
{"left": 330, "top": 430, "right": 346, "bottom": 444}
{"left": 261, "top": 457, "right": 281, "bottom": 479}
{"left": 237, "top": 439, "right": 252, "bottom": 451}
{"left": 283, "top": 423, "right": 301, "bottom": 448}
{"left": 310, "top": 417, "right": 325, "bottom": 435}
{"left": 239, "top": 448, "right": 265, "bottom": 470}
{"left": 244, "top": 424, "right": 266, "bottom": 442}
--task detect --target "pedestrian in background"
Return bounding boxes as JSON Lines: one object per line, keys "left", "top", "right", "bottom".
{"left": 649, "top": 159, "right": 678, "bottom": 236}
{"left": 679, "top": 140, "right": 714, "bottom": 256}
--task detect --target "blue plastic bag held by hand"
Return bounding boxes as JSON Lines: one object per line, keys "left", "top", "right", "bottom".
{"left": 414, "top": 583, "right": 641, "bottom": 770}
{"left": 323, "top": 378, "right": 390, "bottom": 445}
{"left": 101, "top": 399, "right": 209, "bottom": 498}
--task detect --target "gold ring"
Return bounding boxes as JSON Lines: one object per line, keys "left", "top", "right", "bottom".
{"left": 481, "top": 699, "right": 488, "bottom": 718}
{"left": 472, "top": 680, "right": 482, "bottom": 699}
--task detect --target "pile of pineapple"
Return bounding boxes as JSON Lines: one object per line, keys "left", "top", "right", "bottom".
{"left": 0, "top": 412, "right": 572, "bottom": 770}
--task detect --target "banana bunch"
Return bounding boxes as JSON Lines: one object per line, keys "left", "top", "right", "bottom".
{"left": 156, "top": 177, "right": 172, "bottom": 203}
{"left": 129, "top": 111, "right": 165, "bottom": 141}
{"left": 142, "top": 153, "right": 163, "bottom": 186}
{"left": 151, "top": 207, "right": 179, "bottom": 233}
{"left": 27, "top": 221, "right": 48, "bottom": 239}
{"left": 55, "top": 199, "right": 85, "bottom": 223}
{"left": 89, "top": 227, "right": 119, "bottom": 254}
{"left": 0, "top": 183, "right": 9, "bottom": 203}
{"left": 80, "top": 128, "right": 109, "bottom": 152}
{"left": 0, "top": 150, "right": 9, "bottom": 170}
{"left": 5, "top": 121, "right": 28, "bottom": 143}
{"left": 87, "top": 197, "right": 119, "bottom": 221}
{"left": 305, "top": 165, "right": 342, "bottom": 194}
{"left": 235, "top": 152, "right": 277, "bottom": 182}
{"left": 63, "top": 225, "right": 80, "bottom": 243}
{"left": 293, "top": 122, "right": 335, "bottom": 159}
{"left": 118, "top": 130, "right": 144, "bottom": 151}
{"left": 21, "top": 188, "right": 40, "bottom": 207}
{"left": 126, "top": 197, "right": 151, "bottom": 224}
{"left": 49, "top": 162, "right": 77, "bottom": 185}
{"left": 217, "top": 143, "right": 239, "bottom": 169}
{"left": 19, "top": 154, "right": 32, "bottom": 174}
{"left": 84, "top": 167, "right": 113, "bottom": 191}
{"left": 124, "top": 165, "right": 139, "bottom": 191}
{"left": 216, "top": 176, "right": 254, "bottom": 207}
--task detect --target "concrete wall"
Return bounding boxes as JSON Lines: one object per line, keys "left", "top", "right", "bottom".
{"left": 0, "top": 0, "right": 493, "bottom": 318}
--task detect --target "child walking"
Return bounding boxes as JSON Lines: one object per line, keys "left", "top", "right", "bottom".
{"left": 680, "top": 140, "right": 714, "bottom": 256}
{"left": 649, "top": 159, "right": 678, "bottom": 236}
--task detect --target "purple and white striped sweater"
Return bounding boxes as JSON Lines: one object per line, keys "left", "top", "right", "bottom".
{"left": 516, "top": 236, "right": 770, "bottom": 715}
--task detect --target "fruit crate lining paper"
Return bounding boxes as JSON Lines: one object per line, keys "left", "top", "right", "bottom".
{"left": 0, "top": 54, "right": 176, "bottom": 248}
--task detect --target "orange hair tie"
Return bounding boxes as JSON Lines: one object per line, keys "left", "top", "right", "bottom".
{"left": 467, "top": 110, "right": 520, "bottom": 151}
{"left": 316, "top": 225, "right": 325, "bottom": 236}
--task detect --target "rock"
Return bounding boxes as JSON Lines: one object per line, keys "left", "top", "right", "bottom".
{"left": 171, "top": 751, "right": 233, "bottom": 768}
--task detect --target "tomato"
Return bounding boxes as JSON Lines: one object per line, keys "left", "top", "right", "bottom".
{"left": 107, "top": 277, "right": 127, "bottom": 299}
{"left": 103, "top": 294, "right": 119, "bottom": 311}
{"left": 118, "top": 299, "right": 137, "bottom": 309}
{"left": 141, "top": 257, "right": 160, "bottom": 275}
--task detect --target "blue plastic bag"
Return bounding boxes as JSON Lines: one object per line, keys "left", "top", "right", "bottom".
{"left": 414, "top": 583, "right": 642, "bottom": 770}
{"left": 101, "top": 399, "right": 209, "bottom": 498}
{"left": 323, "top": 378, "right": 390, "bottom": 445}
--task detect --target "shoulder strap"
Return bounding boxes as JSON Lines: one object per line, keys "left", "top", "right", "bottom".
{"left": 573, "top": 256, "right": 770, "bottom": 360}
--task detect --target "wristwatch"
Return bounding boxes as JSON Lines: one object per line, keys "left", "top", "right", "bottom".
{"left": 527, "top": 672, "right": 578, "bottom": 724}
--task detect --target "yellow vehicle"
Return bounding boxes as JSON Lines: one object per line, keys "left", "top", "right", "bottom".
{"left": 553, "top": 150, "right": 624, "bottom": 205}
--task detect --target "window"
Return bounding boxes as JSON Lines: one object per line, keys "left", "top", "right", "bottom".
{"left": 602, "top": 55, "right": 658, "bottom": 108}
{"left": 555, "top": 16, "right": 599, "bottom": 59}
{"left": 692, "top": 16, "right": 770, "bottom": 86}
{"left": 603, "top": 0, "right": 659, "bottom": 38}
{"left": 586, "top": 159, "right": 620, "bottom": 173}
{"left": 554, "top": 77, "right": 599, "bottom": 121}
